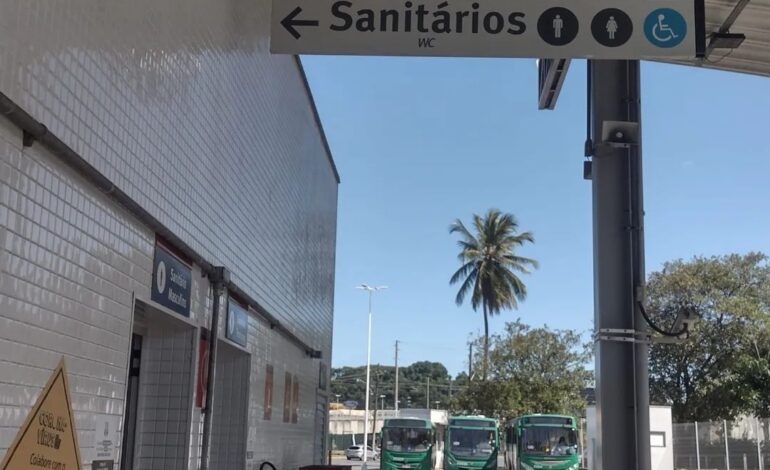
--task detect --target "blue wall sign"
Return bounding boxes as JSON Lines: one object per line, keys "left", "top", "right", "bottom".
{"left": 151, "top": 245, "right": 192, "bottom": 317}
{"left": 227, "top": 301, "right": 249, "bottom": 347}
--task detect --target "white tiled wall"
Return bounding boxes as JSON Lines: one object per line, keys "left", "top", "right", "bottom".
{"left": 0, "top": 92, "right": 331, "bottom": 470}
{"left": 0, "top": 0, "right": 337, "bottom": 465}
{"left": 245, "top": 311, "right": 328, "bottom": 469}
{"left": 0, "top": 116, "right": 152, "bottom": 465}
{"left": 0, "top": 0, "right": 338, "bottom": 355}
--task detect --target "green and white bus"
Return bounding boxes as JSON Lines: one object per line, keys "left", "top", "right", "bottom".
{"left": 379, "top": 417, "right": 435, "bottom": 470}
{"left": 445, "top": 415, "right": 499, "bottom": 470}
{"left": 503, "top": 414, "right": 579, "bottom": 470}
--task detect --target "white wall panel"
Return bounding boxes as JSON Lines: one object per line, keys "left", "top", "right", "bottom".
{"left": 0, "top": 0, "right": 337, "bottom": 465}
{"left": 0, "top": 116, "right": 154, "bottom": 466}
{"left": 0, "top": 0, "right": 338, "bottom": 355}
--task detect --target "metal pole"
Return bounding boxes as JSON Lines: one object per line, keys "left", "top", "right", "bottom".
{"left": 426, "top": 378, "right": 430, "bottom": 409}
{"left": 201, "top": 271, "right": 228, "bottom": 470}
{"left": 468, "top": 343, "right": 473, "bottom": 378}
{"left": 395, "top": 340, "right": 399, "bottom": 415}
{"left": 363, "top": 291, "right": 373, "bottom": 468}
{"left": 695, "top": 421, "right": 702, "bottom": 470}
{"left": 589, "top": 59, "right": 650, "bottom": 470}
{"left": 756, "top": 417, "right": 763, "bottom": 470}
{"left": 725, "top": 420, "right": 731, "bottom": 470}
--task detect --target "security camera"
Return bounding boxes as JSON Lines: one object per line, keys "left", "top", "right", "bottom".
{"left": 671, "top": 307, "right": 700, "bottom": 337}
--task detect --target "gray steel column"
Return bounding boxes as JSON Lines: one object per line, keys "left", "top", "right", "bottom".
{"left": 589, "top": 59, "right": 650, "bottom": 470}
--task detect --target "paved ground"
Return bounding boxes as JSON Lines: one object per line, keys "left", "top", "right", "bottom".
{"left": 330, "top": 456, "right": 377, "bottom": 469}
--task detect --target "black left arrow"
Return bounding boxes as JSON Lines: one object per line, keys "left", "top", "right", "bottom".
{"left": 281, "top": 7, "right": 319, "bottom": 39}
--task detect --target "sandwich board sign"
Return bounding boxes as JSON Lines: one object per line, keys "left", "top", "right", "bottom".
{"left": 271, "top": 0, "right": 705, "bottom": 59}
{"left": 0, "top": 358, "right": 82, "bottom": 470}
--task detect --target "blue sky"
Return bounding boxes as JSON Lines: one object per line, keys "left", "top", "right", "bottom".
{"left": 302, "top": 57, "right": 770, "bottom": 376}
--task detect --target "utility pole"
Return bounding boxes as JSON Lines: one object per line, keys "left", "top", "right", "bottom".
{"left": 588, "top": 59, "right": 649, "bottom": 470}
{"left": 394, "top": 340, "right": 399, "bottom": 415}
{"left": 468, "top": 343, "right": 472, "bottom": 379}
{"left": 372, "top": 367, "right": 380, "bottom": 442}
{"left": 426, "top": 378, "right": 430, "bottom": 409}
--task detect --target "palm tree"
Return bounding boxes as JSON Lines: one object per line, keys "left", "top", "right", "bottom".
{"left": 449, "top": 209, "right": 538, "bottom": 380}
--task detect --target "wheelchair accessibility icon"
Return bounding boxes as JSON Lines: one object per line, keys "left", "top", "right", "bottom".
{"left": 644, "top": 8, "right": 686, "bottom": 47}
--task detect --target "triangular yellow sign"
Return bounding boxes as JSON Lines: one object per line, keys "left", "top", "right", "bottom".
{"left": 0, "top": 357, "right": 82, "bottom": 470}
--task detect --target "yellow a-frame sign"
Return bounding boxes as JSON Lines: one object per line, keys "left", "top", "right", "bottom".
{"left": 0, "top": 357, "right": 82, "bottom": 470}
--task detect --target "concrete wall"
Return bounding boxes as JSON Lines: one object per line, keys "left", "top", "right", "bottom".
{"left": 0, "top": 0, "right": 338, "bottom": 467}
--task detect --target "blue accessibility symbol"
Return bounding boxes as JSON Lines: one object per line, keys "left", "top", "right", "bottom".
{"left": 644, "top": 8, "right": 686, "bottom": 48}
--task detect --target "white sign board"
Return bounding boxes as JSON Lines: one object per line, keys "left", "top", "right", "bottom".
{"left": 271, "top": 0, "right": 704, "bottom": 59}
{"left": 92, "top": 414, "right": 119, "bottom": 462}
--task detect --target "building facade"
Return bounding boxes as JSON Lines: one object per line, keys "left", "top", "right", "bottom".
{"left": 0, "top": 0, "right": 338, "bottom": 468}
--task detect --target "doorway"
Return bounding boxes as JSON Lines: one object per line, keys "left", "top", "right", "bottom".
{"left": 120, "top": 333, "right": 143, "bottom": 470}
{"left": 209, "top": 341, "right": 250, "bottom": 468}
{"left": 121, "top": 300, "right": 196, "bottom": 470}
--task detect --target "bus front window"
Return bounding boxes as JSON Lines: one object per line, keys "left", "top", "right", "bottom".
{"left": 383, "top": 428, "right": 431, "bottom": 452}
{"left": 520, "top": 428, "right": 577, "bottom": 456}
{"left": 449, "top": 429, "right": 497, "bottom": 457}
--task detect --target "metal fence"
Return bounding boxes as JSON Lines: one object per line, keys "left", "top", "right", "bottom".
{"left": 673, "top": 417, "right": 770, "bottom": 470}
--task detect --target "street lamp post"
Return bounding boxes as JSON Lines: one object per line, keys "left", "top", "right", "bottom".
{"left": 357, "top": 283, "right": 387, "bottom": 469}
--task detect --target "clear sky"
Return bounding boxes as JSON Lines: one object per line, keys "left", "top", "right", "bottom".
{"left": 302, "top": 57, "right": 770, "bottom": 377}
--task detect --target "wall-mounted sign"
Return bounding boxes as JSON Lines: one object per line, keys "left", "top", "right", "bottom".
{"left": 271, "top": 0, "right": 704, "bottom": 59}
{"left": 226, "top": 300, "right": 249, "bottom": 347}
{"left": 151, "top": 244, "right": 192, "bottom": 317}
{"left": 92, "top": 414, "right": 118, "bottom": 469}
{"left": 0, "top": 358, "right": 81, "bottom": 470}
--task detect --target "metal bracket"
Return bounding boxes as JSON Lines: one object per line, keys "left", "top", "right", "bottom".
{"left": 22, "top": 130, "right": 35, "bottom": 147}
{"left": 594, "top": 328, "right": 650, "bottom": 344}
{"left": 594, "top": 328, "right": 689, "bottom": 345}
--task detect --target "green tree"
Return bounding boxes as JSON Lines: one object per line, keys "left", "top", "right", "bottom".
{"left": 647, "top": 253, "right": 770, "bottom": 421}
{"left": 330, "top": 361, "right": 453, "bottom": 410}
{"left": 449, "top": 209, "right": 538, "bottom": 380}
{"left": 453, "top": 320, "right": 591, "bottom": 420}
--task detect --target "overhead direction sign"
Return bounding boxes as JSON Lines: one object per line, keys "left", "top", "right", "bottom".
{"left": 271, "top": 0, "right": 705, "bottom": 59}
{"left": 0, "top": 358, "right": 82, "bottom": 470}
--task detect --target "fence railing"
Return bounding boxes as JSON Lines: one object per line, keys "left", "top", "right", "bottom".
{"left": 673, "top": 417, "right": 770, "bottom": 470}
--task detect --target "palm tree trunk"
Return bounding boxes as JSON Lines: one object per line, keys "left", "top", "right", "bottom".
{"left": 483, "top": 303, "right": 489, "bottom": 381}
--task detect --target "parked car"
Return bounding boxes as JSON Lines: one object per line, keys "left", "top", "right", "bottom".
{"left": 345, "top": 445, "right": 378, "bottom": 460}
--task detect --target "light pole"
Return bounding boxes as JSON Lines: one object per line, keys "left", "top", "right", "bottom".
{"left": 357, "top": 283, "right": 387, "bottom": 469}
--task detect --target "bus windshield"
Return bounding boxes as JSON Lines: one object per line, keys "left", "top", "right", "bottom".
{"left": 383, "top": 428, "right": 432, "bottom": 452}
{"left": 449, "top": 429, "right": 497, "bottom": 457}
{"left": 521, "top": 427, "right": 577, "bottom": 456}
